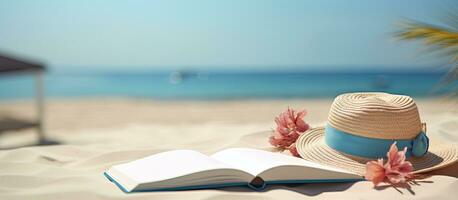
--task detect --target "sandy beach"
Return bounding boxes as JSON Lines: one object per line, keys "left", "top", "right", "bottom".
{"left": 0, "top": 98, "right": 457, "bottom": 199}
{"left": 3, "top": 0, "right": 458, "bottom": 198}
{"left": 2, "top": 97, "right": 456, "bottom": 132}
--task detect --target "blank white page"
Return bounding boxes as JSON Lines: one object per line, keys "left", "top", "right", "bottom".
{"left": 211, "top": 148, "right": 352, "bottom": 176}
{"left": 111, "top": 150, "right": 230, "bottom": 184}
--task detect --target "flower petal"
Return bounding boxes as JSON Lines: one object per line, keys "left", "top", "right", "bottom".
{"left": 270, "top": 107, "right": 309, "bottom": 150}
{"left": 365, "top": 159, "right": 386, "bottom": 186}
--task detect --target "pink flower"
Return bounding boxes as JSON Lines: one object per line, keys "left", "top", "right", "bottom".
{"left": 365, "top": 142, "right": 414, "bottom": 186}
{"left": 365, "top": 159, "right": 386, "bottom": 186}
{"left": 385, "top": 143, "right": 414, "bottom": 184}
{"left": 269, "top": 108, "right": 310, "bottom": 150}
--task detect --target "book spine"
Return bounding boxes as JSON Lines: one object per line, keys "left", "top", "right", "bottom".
{"left": 248, "top": 177, "right": 266, "bottom": 191}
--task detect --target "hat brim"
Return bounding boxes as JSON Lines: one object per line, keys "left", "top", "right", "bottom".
{"left": 296, "top": 126, "right": 458, "bottom": 176}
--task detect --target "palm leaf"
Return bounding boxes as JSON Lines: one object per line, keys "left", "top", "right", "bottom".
{"left": 396, "top": 22, "right": 458, "bottom": 54}
{"left": 396, "top": 19, "right": 458, "bottom": 95}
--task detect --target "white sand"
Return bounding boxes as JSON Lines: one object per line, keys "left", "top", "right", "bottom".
{"left": 0, "top": 98, "right": 457, "bottom": 199}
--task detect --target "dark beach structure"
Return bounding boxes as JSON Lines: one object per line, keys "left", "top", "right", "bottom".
{"left": 0, "top": 53, "right": 53, "bottom": 146}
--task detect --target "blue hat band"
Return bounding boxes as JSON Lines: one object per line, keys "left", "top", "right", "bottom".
{"left": 324, "top": 124, "right": 429, "bottom": 159}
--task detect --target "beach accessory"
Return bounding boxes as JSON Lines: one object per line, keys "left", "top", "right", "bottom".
{"left": 296, "top": 92, "right": 458, "bottom": 175}
{"left": 269, "top": 107, "right": 310, "bottom": 156}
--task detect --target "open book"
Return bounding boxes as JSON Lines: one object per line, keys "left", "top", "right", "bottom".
{"left": 104, "top": 148, "right": 362, "bottom": 192}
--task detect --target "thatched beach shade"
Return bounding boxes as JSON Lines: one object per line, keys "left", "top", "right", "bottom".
{"left": 0, "top": 53, "right": 50, "bottom": 146}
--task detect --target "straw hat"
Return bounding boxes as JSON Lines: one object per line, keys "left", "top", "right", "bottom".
{"left": 296, "top": 92, "right": 458, "bottom": 175}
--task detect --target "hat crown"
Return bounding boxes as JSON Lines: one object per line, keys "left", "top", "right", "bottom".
{"left": 327, "top": 92, "right": 422, "bottom": 139}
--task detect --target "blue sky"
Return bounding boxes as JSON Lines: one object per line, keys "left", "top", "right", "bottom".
{"left": 0, "top": 0, "right": 452, "bottom": 71}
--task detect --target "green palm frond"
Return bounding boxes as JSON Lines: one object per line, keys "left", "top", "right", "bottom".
{"left": 396, "top": 21, "right": 458, "bottom": 61}
{"left": 396, "top": 19, "right": 458, "bottom": 95}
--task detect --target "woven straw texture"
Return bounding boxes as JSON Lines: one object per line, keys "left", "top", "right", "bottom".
{"left": 328, "top": 92, "right": 422, "bottom": 139}
{"left": 296, "top": 92, "right": 458, "bottom": 175}
{"left": 296, "top": 127, "right": 458, "bottom": 175}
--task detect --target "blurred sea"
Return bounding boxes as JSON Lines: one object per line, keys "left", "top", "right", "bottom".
{"left": 0, "top": 70, "right": 455, "bottom": 100}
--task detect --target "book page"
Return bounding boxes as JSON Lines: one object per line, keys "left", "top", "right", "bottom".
{"left": 111, "top": 150, "right": 234, "bottom": 184}
{"left": 211, "top": 148, "right": 358, "bottom": 179}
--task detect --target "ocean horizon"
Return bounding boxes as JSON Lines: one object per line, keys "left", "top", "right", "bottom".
{"left": 0, "top": 69, "right": 455, "bottom": 100}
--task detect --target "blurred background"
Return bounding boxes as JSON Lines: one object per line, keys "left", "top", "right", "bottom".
{"left": 0, "top": 0, "right": 457, "bottom": 148}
